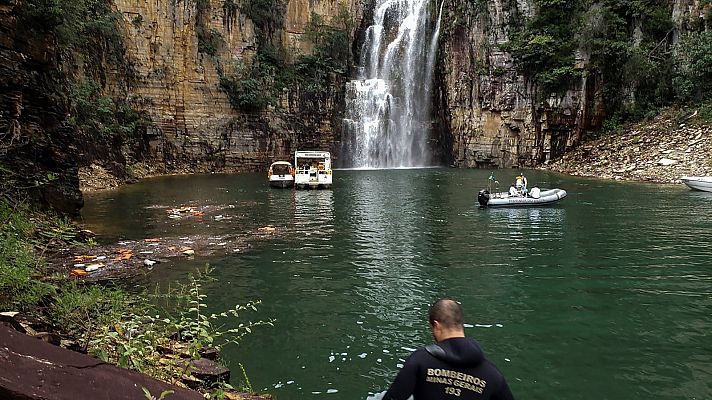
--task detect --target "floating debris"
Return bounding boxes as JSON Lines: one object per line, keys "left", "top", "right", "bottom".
{"left": 113, "top": 249, "right": 133, "bottom": 261}
{"left": 85, "top": 263, "right": 104, "bottom": 272}
{"left": 53, "top": 228, "right": 284, "bottom": 281}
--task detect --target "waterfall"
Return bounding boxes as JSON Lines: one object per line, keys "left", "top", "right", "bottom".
{"left": 343, "top": 0, "right": 445, "bottom": 169}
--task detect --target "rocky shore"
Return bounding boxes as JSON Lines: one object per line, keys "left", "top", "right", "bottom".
{"left": 546, "top": 109, "right": 711, "bottom": 183}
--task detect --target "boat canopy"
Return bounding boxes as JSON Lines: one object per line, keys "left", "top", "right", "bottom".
{"left": 294, "top": 151, "right": 331, "bottom": 170}
{"left": 269, "top": 161, "right": 293, "bottom": 176}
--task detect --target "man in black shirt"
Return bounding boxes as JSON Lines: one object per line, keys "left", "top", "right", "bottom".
{"left": 382, "top": 298, "right": 514, "bottom": 400}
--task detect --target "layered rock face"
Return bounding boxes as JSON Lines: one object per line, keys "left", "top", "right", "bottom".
{"left": 436, "top": 0, "right": 709, "bottom": 169}
{"left": 436, "top": 0, "right": 603, "bottom": 169}
{"left": 113, "top": 0, "right": 362, "bottom": 171}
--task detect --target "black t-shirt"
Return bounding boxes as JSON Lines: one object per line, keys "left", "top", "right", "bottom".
{"left": 382, "top": 337, "right": 514, "bottom": 400}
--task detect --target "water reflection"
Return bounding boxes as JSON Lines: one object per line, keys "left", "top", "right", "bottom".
{"left": 79, "top": 170, "right": 712, "bottom": 400}
{"left": 348, "top": 171, "right": 432, "bottom": 319}
{"left": 292, "top": 190, "right": 335, "bottom": 246}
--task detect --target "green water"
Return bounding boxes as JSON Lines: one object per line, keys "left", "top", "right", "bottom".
{"left": 82, "top": 169, "right": 712, "bottom": 400}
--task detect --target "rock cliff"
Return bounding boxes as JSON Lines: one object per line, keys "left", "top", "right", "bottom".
{"left": 436, "top": 0, "right": 603, "bottom": 168}
{"left": 1, "top": 0, "right": 709, "bottom": 214}
{"left": 435, "top": 0, "right": 709, "bottom": 169}
{"left": 0, "top": 0, "right": 83, "bottom": 214}
{"left": 112, "top": 0, "right": 362, "bottom": 171}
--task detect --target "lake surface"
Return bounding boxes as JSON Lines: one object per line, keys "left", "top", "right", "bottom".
{"left": 82, "top": 168, "right": 712, "bottom": 400}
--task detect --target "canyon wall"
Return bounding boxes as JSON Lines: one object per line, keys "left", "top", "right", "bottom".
{"left": 1, "top": 0, "right": 709, "bottom": 214}
{"left": 112, "top": 0, "right": 363, "bottom": 171}
{"left": 0, "top": 0, "right": 83, "bottom": 213}
{"left": 436, "top": 0, "right": 708, "bottom": 168}
{"left": 436, "top": 0, "right": 602, "bottom": 168}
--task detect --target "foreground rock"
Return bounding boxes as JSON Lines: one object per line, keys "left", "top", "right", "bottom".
{"left": 547, "top": 109, "right": 711, "bottom": 183}
{"left": 0, "top": 322, "right": 202, "bottom": 400}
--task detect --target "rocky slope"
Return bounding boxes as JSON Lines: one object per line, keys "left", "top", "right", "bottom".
{"left": 546, "top": 109, "right": 711, "bottom": 183}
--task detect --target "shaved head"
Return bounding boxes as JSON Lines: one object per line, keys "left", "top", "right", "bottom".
{"left": 428, "top": 298, "right": 464, "bottom": 330}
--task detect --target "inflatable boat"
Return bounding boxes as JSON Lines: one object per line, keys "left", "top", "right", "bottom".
{"left": 478, "top": 187, "right": 567, "bottom": 207}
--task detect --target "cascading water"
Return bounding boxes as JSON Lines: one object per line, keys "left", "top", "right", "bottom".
{"left": 343, "top": 0, "right": 445, "bottom": 169}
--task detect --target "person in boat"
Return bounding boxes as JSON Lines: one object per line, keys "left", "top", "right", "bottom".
{"left": 515, "top": 174, "right": 528, "bottom": 196}
{"left": 382, "top": 298, "right": 515, "bottom": 400}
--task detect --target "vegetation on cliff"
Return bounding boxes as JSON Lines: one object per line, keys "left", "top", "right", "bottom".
{"left": 2, "top": 0, "right": 150, "bottom": 213}
{"left": 499, "top": 0, "right": 711, "bottom": 128}
{"left": 216, "top": 4, "right": 353, "bottom": 113}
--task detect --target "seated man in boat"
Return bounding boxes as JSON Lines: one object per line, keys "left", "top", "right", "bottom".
{"left": 509, "top": 185, "right": 518, "bottom": 197}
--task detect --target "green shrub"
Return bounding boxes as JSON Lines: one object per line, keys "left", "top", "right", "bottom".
{"left": 220, "top": 75, "right": 273, "bottom": 112}
{"left": 698, "top": 100, "right": 712, "bottom": 122}
{"left": 67, "top": 79, "right": 146, "bottom": 139}
{"left": 240, "top": 0, "right": 287, "bottom": 44}
{"left": 87, "top": 268, "right": 274, "bottom": 387}
{"left": 198, "top": 28, "right": 223, "bottom": 56}
{"left": 0, "top": 200, "right": 55, "bottom": 310}
{"left": 672, "top": 31, "right": 712, "bottom": 103}
{"left": 50, "top": 283, "right": 126, "bottom": 348}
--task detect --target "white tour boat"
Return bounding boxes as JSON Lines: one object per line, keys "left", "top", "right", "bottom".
{"left": 294, "top": 151, "right": 332, "bottom": 189}
{"left": 268, "top": 161, "right": 295, "bottom": 188}
{"left": 681, "top": 176, "right": 712, "bottom": 192}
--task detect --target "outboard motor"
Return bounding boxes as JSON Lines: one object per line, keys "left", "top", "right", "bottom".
{"left": 477, "top": 190, "right": 490, "bottom": 206}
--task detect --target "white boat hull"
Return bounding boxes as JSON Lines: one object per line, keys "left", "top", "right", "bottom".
{"left": 681, "top": 176, "right": 712, "bottom": 192}
{"left": 478, "top": 188, "right": 567, "bottom": 207}
{"left": 269, "top": 176, "right": 294, "bottom": 188}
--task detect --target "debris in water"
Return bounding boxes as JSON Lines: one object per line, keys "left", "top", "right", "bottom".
{"left": 258, "top": 226, "right": 276, "bottom": 233}
{"left": 85, "top": 263, "right": 104, "bottom": 272}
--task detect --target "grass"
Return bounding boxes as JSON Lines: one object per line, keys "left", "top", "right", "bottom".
{"left": 0, "top": 196, "right": 273, "bottom": 397}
